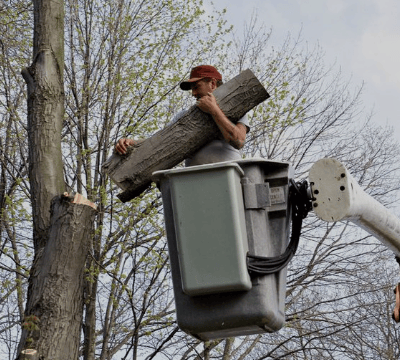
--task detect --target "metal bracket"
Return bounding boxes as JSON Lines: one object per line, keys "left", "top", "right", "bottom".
{"left": 242, "top": 178, "right": 271, "bottom": 209}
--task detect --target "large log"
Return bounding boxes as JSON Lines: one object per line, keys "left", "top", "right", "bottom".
{"left": 102, "top": 69, "right": 269, "bottom": 202}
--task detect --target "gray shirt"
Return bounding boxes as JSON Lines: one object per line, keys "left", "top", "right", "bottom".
{"left": 171, "top": 110, "right": 250, "bottom": 167}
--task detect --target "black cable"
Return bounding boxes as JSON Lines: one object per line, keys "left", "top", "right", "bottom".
{"left": 246, "top": 179, "right": 312, "bottom": 276}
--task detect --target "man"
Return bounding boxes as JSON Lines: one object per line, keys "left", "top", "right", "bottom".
{"left": 115, "top": 65, "right": 249, "bottom": 166}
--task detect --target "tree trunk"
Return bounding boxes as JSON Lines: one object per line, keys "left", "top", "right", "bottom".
{"left": 18, "top": 195, "right": 96, "bottom": 358}
{"left": 18, "top": 0, "right": 97, "bottom": 357}
{"left": 22, "top": 0, "right": 66, "bottom": 252}
{"left": 82, "top": 268, "right": 99, "bottom": 360}
{"left": 102, "top": 69, "right": 269, "bottom": 202}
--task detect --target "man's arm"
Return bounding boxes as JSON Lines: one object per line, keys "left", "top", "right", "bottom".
{"left": 196, "top": 92, "right": 247, "bottom": 149}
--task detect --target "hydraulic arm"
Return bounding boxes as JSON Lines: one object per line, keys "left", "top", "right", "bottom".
{"left": 309, "top": 158, "right": 400, "bottom": 256}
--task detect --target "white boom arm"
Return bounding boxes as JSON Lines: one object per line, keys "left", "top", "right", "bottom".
{"left": 309, "top": 158, "right": 400, "bottom": 256}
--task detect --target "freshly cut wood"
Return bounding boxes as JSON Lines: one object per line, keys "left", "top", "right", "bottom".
{"left": 21, "top": 349, "right": 38, "bottom": 360}
{"left": 102, "top": 69, "right": 269, "bottom": 202}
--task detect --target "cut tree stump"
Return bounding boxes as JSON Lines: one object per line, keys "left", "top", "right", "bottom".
{"left": 18, "top": 194, "right": 96, "bottom": 359}
{"left": 102, "top": 69, "right": 269, "bottom": 202}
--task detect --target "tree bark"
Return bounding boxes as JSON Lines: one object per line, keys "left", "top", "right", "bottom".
{"left": 22, "top": 0, "right": 66, "bottom": 252}
{"left": 18, "top": 0, "right": 97, "bottom": 357}
{"left": 102, "top": 69, "right": 269, "bottom": 202}
{"left": 82, "top": 269, "right": 98, "bottom": 360}
{"left": 18, "top": 195, "right": 96, "bottom": 358}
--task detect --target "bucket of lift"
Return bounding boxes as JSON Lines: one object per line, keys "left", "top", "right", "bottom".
{"left": 153, "top": 158, "right": 294, "bottom": 340}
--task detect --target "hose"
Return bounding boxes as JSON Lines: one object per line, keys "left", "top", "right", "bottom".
{"left": 247, "top": 179, "right": 312, "bottom": 276}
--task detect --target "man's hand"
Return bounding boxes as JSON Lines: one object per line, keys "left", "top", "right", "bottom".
{"left": 196, "top": 92, "right": 220, "bottom": 116}
{"left": 196, "top": 92, "right": 247, "bottom": 150}
{"left": 115, "top": 138, "right": 136, "bottom": 155}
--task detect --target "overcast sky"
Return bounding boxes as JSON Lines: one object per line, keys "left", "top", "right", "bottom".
{"left": 211, "top": 0, "right": 400, "bottom": 139}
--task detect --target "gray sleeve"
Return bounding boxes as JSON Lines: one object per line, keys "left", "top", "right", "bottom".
{"left": 238, "top": 113, "right": 250, "bottom": 132}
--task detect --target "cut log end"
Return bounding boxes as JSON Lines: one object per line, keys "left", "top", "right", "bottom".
{"left": 21, "top": 349, "right": 39, "bottom": 360}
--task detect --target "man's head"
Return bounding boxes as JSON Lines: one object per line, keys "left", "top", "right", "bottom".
{"left": 180, "top": 65, "right": 223, "bottom": 98}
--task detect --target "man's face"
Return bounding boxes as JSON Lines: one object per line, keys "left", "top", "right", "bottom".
{"left": 191, "top": 79, "right": 216, "bottom": 100}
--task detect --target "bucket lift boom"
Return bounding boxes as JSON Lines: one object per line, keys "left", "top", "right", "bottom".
{"left": 309, "top": 158, "right": 400, "bottom": 256}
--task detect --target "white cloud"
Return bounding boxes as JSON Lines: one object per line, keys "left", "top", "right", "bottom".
{"left": 361, "top": 31, "right": 400, "bottom": 86}
{"left": 209, "top": 0, "right": 400, "bottom": 134}
{"left": 357, "top": 0, "right": 400, "bottom": 88}
{"left": 326, "top": 0, "right": 347, "bottom": 14}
